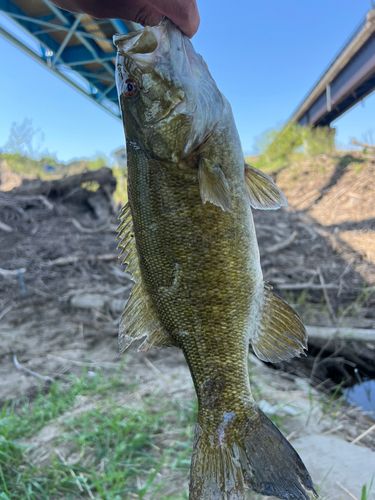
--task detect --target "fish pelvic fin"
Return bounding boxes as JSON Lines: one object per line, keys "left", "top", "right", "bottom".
{"left": 117, "top": 203, "right": 179, "bottom": 353}
{"left": 251, "top": 284, "right": 307, "bottom": 363}
{"left": 189, "top": 406, "right": 317, "bottom": 500}
{"left": 198, "top": 157, "right": 232, "bottom": 212}
{"left": 244, "top": 163, "right": 287, "bottom": 210}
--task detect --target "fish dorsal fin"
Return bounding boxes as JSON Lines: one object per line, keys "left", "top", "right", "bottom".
{"left": 117, "top": 203, "right": 178, "bottom": 353}
{"left": 198, "top": 158, "right": 231, "bottom": 212}
{"left": 244, "top": 163, "right": 287, "bottom": 210}
{"left": 251, "top": 284, "right": 307, "bottom": 363}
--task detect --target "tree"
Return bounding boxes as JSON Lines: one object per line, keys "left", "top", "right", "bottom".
{"left": 3, "top": 118, "right": 52, "bottom": 160}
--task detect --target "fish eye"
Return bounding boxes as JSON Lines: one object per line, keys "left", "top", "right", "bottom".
{"left": 123, "top": 79, "right": 137, "bottom": 97}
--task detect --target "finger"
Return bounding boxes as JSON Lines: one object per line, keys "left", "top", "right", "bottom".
{"left": 49, "top": 0, "right": 160, "bottom": 23}
{"left": 132, "top": 5, "right": 164, "bottom": 27}
{"left": 49, "top": 0, "right": 200, "bottom": 37}
{"left": 145, "top": 0, "right": 200, "bottom": 37}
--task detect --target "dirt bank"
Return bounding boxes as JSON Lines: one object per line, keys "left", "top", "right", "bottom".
{"left": 1, "top": 154, "right": 375, "bottom": 499}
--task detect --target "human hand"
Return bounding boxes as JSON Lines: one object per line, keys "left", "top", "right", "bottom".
{"left": 50, "top": 0, "right": 200, "bottom": 38}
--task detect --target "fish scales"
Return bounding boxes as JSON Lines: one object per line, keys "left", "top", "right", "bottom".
{"left": 127, "top": 135, "right": 258, "bottom": 411}
{"left": 114, "top": 20, "right": 317, "bottom": 500}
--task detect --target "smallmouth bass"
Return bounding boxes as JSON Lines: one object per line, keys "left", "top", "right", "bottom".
{"left": 114, "top": 20, "right": 317, "bottom": 500}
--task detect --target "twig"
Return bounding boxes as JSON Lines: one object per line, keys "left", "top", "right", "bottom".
{"left": 296, "top": 222, "right": 317, "bottom": 240}
{"left": 351, "top": 138, "right": 375, "bottom": 151}
{"left": 13, "top": 355, "right": 54, "bottom": 383}
{"left": 35, "top": 195, "right": 54, "bottom": 210}
{"left": 70, "top": 218, "right": 117, "bottom": 234}
{"left": 92, "top": 308, "right": 114, "bottom": 323}
{"left": 264, "top": 231, "right": 298, "bottom": 254}
{"left": 317, "top": 267, "right": 337, "bottom": 323}
{"left": 309, "top": 334, "right": 337, "bottom": 385}
{"left": 338, "top": 260, "right": 354, "bottom": 296}
{"left": 351, "top": 423, "right": 375, "bottom": 444}
{"left": 46, "top": 354, "right": 119, "bottom": 369}
{"left": 0, "top": 221, "right": 14, "bottom": 232}
{"left": 336, "top": 482, "right": 359, "bottom": 500}
{"left": 144, "top": 357, "right": 162, "bottom": 374}
{"left": 322, "top": 424, "right": 344, "bottom": 435}
{"left": 0, "top": 305, "right": 13, "bottom": 321}
{"left": 79, "top": 473, "right": 95, "bottom": 499}
{"left": 48, "top": 253, "right": 118, "bottom": 266}
{"left": 0, "top": 267, "right": 26, "bottom": 276}
{"left": 273, "top": 282, "right": 339, "bottom": 290}
{"left": 103, "top": 183, "right": 118, "bottom": 215}
{"left": 256, "top": 224, "right": 288, "bottom": 237}
{"left": 286, "top": 431, "right": 298, "bottom": 441}
{"left": 54, "top": 449, "right": 84, "bottom": 492}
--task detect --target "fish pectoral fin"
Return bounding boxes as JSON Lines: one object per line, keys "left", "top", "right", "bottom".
{"left": 117, "top": 202, "right": 179, "bottom": 354}
{"left": 244, "top": 163, "right": 287, "bottom": 210}
{"left": 251, "top": 284, "right": 307, "bottom": 363}
{"left": 198, "top": 157, "right": 231, "bottom": 212}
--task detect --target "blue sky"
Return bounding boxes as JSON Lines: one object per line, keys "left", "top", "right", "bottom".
{"left": 0, "top": 0, "right": 374, "bottom": 162}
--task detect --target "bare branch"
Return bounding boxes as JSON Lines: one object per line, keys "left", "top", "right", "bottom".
{"left": 13, "top": 355, "right": 54, "bottom": 383}
{"left": 317, "top": 266, "right": 337, "bottom": 323}
{"left": 48, "top": 253, "right": 118, "bottom": 266}
{"left": 0, "top": 267, "right": 26, "bottom": 276}
{"left": 0, "top": 221, "right": 14, "bottom": 232}
{"left": 264, "top": 231, "right": 298, "bottom": 254}
{"left": 351, "top": 138, "right": 375, "bottom": 151}
{"left": 70, "top": 218, "right": 117, "bottom": 234}
{"left": 351, "top": 423, "right": 375, "bottom": 444}
{"left": 273, "top": 282, "right": 339, "bottom": 290}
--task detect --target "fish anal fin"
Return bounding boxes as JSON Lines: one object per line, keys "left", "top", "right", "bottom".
{"left": 244, "top": 163, "right": 287, "bottom": 210}
{"left": 138, "top": 327, "right": 179, "bottom": 352}
{"left": 117, "top": 202, "right": 178, "bottom": 353}
{"left": 198, "top": 157, "right": 231, "bottom": 212}
{"left": 251, "top": 284, "right": 307, "bottom": 363}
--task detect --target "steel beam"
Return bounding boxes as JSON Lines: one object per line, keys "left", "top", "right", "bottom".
{"left": 40, "top": 0, "right": 69, "bottom": 25}
{"left": 6, "top": 15, "right": 113, "bottom": 43}
{"left": 0, "top": 24, "right": 119, "bottom": 117}
{"left": 0, "top": 0, "right": 140, "bottom": 116}
{"left": 52, "top": 12, "right": 82, "bottom": 65}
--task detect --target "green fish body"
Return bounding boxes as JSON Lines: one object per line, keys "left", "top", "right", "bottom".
{"left": 114, "top": 20, "right": 316, "bottom": 500}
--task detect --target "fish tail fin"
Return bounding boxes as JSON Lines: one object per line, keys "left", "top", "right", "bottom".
{"left": 189, "top": 406, "right": 317, "bottom": 500}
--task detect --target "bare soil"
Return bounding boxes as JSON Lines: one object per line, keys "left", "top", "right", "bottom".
{"left": 0, "top": 153, "right": 375, "bottom": 405}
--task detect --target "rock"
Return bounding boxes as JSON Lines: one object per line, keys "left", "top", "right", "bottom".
{"left": 291, "top": 434, "right": 375, "bottom": 499}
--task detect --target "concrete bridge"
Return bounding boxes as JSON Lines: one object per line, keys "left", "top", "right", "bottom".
{"left": 290, "top": 6, "right": 375, "bottom": 128}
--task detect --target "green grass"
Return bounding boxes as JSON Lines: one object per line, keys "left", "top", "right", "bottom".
{"left": 2, "top": 359, "right": 341, "bottom": 500}
{"left": 1, "top": 361, "right": 296, "bottom": 500}
{"left": 361, "top": 475, "right": 374, "bottom": 500}
{"left": 0, "top": 371, "right": 195, "bottom": 499}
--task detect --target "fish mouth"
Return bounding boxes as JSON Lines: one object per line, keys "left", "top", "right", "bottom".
{"left": 113, "top": 19, "right": 183, "bottom": 69}
{"left": 114, "top": 28, "right": 158, "bottom": 57}
{"left": 114, "top": 29, "right": 160, "bottom": 70}
{"left": 115, "top": 20, "right": 189, "bottom": 126}
{"left": 113, "top": 18, "right": 178, "bottom": 45}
